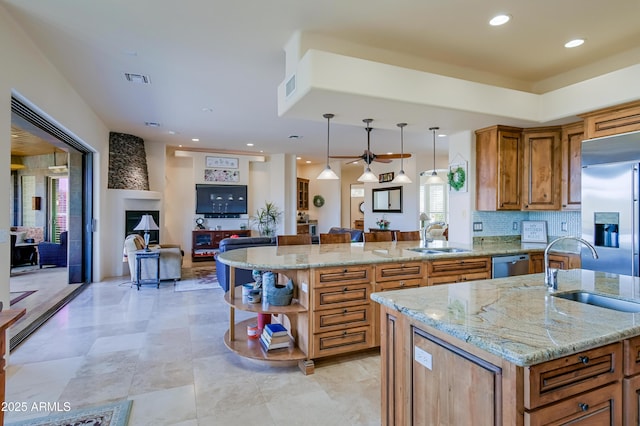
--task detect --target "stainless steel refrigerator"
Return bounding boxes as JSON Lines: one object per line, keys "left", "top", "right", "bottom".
{"left": 581, "top": 131, "right": 640, "bottom": 276}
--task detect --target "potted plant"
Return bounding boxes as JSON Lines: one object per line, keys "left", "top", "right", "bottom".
{"left": 251, "top": 201, "right": 282, "bottom": 237}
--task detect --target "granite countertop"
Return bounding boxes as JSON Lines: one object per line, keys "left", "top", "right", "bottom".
{"left": 215, "top": 239, "right": 561, "bottom": 271}
{"left": 372, "top": 270, "right": 640, "bottom": 367}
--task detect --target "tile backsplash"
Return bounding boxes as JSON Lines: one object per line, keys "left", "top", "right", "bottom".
{"left": 472, "top": 211, "right": 581, "bottom": 238}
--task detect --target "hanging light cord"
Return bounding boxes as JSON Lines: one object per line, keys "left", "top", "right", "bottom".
{"left": 398, "top": 123, "right": 407, "bottom": 170}
{"left": 429, "top": 126, "right": 439, "bottom": 174}
{"left": 323, "top": 113, "right": 334, "bottom": 167}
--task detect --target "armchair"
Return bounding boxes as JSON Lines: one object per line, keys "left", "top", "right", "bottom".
{"left": 123, "top": 234, "right": 183, "bottom": 283}
{"left": 38, "top": 231, "right": 68, "bottom": 268}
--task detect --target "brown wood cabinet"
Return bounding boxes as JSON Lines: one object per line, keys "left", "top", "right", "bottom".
{"left": 297, "top": 178, "right": 309, "bottom": 210}
{"left": 310, "top": 265, "right": 375, "bottom": 358}
{"left": 581, "top": 100, "right": 640, "bottom": 140}
{"left": 522, "top": 127, "right": 562, "bottom": 210}
{"left": 529, "top": 252, "right": 580, "bottom": 273}
{"left": 379, "top": 304, "right": 625, "bottom": 425}
{"left": 426, "top": 256, "right": 491, "bottom": 285}
{"left": 192, "top": 229, "right": 250, "bottom": 261}
{"left": 476, "top": 125, "right": 523, "bottom": 211}
{"left": 561, "top": 122, "right": 583, "bottom": 210}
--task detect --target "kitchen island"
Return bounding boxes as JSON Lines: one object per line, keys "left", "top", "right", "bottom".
{"left": 372, "top": 269, "right": 640, "bottom": 425}
{"left": 216, "top": 239, "right": 573, "bottom": 374}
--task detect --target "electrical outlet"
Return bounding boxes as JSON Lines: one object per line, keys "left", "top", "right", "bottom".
{"left": 561, "top": 222, "right": 568, "bottom": 232}
{"left": 512, "top": 221, "right": 518, "bottom": 231}
{"left": 473, "top": 222, "right": 483, "bottom": 232}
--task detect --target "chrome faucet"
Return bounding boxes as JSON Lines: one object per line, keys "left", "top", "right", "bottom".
{"left": 421, "top": 227, "right": 433, "bottom": 243}
{"left": 544, "top": 236, "right": 598, "bottom": 292}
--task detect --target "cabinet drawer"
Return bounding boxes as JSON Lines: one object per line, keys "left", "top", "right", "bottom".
{"left": 313, "top": 284, "right": 372, "bottom": 310}
{"left": 524, "top": 342, "right": 623, "bottom": 410}
{"left": 312, "top": 326, "right": 373, "bottom": 358}
{"left": 427, "top": 257, "right": 491, "bottom": 276}
{"left": 375, "top": 262, "right": 424, "bottom": 282}
{"left": 378, "top": 278, "right": 422, "bottom": 291}
{"left": 427, "top": 271, "right": 491, "bottom": 286}
{"left": 624, "top": 335, "right": 640, "bottom": 376}
{"left": 313, "top": 305, "right": 373, "bottom": 333}
{"left": 314, "top": 266, "right": 372, "bottom": 287}
{"left": 525, "top": 382, "right": 621, "bottom": 426}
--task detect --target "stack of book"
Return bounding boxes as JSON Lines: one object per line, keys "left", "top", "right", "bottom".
{"left": 259, "top": 323, "right": 291, "bottom": 351}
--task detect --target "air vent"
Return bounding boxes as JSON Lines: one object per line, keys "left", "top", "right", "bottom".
{"left": 285, "top": 74, "right": 296, "bottom": 97}
{"left": 124, "top": 73, "right": 151, "bottom": 84}
{"left": 145, "top": 122, "right": 160, "bottom": 127}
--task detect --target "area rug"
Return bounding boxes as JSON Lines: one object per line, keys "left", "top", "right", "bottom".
{"left": 174, "top": 267, "right": 221, "bottom": 292}
{"left": 5, "top": 400, "right": 132, "bottom": 426}
{"left": 10, "top": 290, "right": 37, "bottom": 306}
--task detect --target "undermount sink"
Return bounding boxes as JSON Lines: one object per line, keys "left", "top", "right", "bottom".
{"left": 407, "top": 247, "right": 471, "bottom": 255}
{"left": 553, "top": 291, "right": 640, "bottom": 313}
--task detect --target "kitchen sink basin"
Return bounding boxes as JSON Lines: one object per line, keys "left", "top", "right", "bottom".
{"left": 553, "top": 291, "right": 640, "bottom": 313}
{"left": 407, "top": 247, "right": 471, "bottom": 255}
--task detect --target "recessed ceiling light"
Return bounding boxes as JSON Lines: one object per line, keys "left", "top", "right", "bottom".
{"left": 168, "top": 130, "right": 176, "bottom": 135}
{"left": 565, "top": 39, "right": 585, "bottom": 48}
{"left": 260, "top": 150, "right": 264, "bottom": 153}
{"left": 11, "top": 134, "right": 17, "bottom": 138}
{"left": 192, "top": 138, "right": 199, "bottom": 142}
{"left": 247, "top": 143, "right": 254, "bottom": 147}
{"left": 305, "top": 160, "right": 311, "bottom": 164}
{"left": 438, "top": 133, "right": 446, "bottom": 138}
{"left": 178, "top": 144, "right": 183, "bottom": 147}
{"left": 296, "top": 156, "right": 302, "bottom": 160}
{"left": 489, "top": 14, "right": 510, "bottom": 26}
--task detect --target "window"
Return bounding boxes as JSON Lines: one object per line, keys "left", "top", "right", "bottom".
{"left": 49, "top": 177, "right": 68, "bottom": 243}
{"left": 421, "top": 182, "right": 448, "bottom": 223}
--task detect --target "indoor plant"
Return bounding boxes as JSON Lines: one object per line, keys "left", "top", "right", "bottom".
{"left": 251, "top": 201, "right": 282, "bottom": 237}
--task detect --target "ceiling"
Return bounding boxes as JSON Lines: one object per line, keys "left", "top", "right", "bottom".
{"left": 4, "top": 0, "right": 640, "bottom": 164}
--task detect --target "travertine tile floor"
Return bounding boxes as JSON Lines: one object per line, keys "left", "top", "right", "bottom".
{"left": 5, "top": 272, "right": 381, "bottom": 425}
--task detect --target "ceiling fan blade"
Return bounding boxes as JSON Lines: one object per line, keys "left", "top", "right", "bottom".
{"left": 329, "top": 155, "right": 362, "bottom": 159}
{"left": 373, "top": 158, "right": 393, "bottom": 163}
{"left": 377, "top": 153, "right": 412, "bottom": 159}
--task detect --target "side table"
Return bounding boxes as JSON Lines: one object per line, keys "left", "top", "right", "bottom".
{"left": 135, "top": 250, "right": 161, "bottom": 290}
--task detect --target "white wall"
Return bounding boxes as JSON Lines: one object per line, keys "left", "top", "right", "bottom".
{"left": 447, "top": 131, "right": 474, "bottom": 245}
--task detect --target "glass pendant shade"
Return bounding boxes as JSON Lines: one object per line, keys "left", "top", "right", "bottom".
{"left": 317, "top": 113, "right": 339, "bottom": 180}
{"left": 358, "top": 167, "right": 378, "bottom": 182}
{"left": 392, "top": 122, "right": 411, "bottom": 184}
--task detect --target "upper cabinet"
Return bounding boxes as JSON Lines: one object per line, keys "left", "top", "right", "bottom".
{"left": 581, "top": 100, "right": 640, "bottom": 140}
{"left": 476, "top": 125, "right": 523, "bottom": 211}
{"left": 297, "top": 178, "right": 309, "bottom": 210}
{"left": 522, "top": 127, "right": 562, "bottom": 210}
{"left": 561, "top": 122, "right": 583, "bottom": 211}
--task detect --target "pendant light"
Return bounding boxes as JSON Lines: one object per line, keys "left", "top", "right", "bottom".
{"left": 357, "top": 118, "right": 379, "bottom": 183}
{"left": 317, "top": 113, "right": 339, "bottom": 180}
{"left": 392, "top": 122, "right": 411, "bottom": 184}
{"left": 425, "top": 127, "right": 444, "bottom": 184}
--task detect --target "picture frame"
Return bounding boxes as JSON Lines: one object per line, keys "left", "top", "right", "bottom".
{"left": 204, "top": 169, "right": 240, "bottom": 182}
{"left": 205, "top": 156, "right": 238, "bottom": 169}
{"left": 521, "top": 220, "right": 548, "bottom": 243}
{"left": 447, "top": 161, "right": 468, "bottom": 192}
{"left": 378, "top": 172, "right": 394, "bottom": 183}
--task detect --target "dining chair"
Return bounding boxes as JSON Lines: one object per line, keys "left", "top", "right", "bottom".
{"left": 363, "top": 231, "right": 393, "bottom": 242}
{"left": 396, "top": 231, "right": 421, "bottom": 241}
{"left": 276, "top": 234, "right": 312, "bottom": 246}
{"left": 319, "top": 232, "right": 351, "bottom": 244}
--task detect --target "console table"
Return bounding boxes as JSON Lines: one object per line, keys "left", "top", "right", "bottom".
{"left": 192, "top": 229, "right": 250, "bottom": 262}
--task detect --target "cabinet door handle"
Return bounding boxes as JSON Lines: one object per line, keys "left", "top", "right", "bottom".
{"left": 343, "top": 287, "right": 348, "bottom": 292}
{"left": 578, "top": 355, "right": 589, "bottom": 364}
{"left": 578, "top": 403, "right": 589, "bottom": 412}
{"left": 343, "top": 331, "right": 347, "bottom": 336}
{"left": 343, "top": 269, "right": 348, "bottom": 273}
{"left": 343, "top": 309, "right": 348, "bottom": 314}
{"left": 399, "top": 281, "right": 405, "bottom": 287}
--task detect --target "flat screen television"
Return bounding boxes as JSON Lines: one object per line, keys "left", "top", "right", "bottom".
{"left": 195, "top": 184, "right": 247, "bottom": 218}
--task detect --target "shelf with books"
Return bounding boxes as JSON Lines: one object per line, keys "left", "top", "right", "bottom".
{"left": 223, "top": 291, "right": 306, "bottom": 314}
{"left": 224, "top": 318, "right": 306, "bottom": 362}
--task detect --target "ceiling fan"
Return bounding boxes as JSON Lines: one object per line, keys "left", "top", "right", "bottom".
{"left": 329, "top": 118, "right": 412, "bottom": 165}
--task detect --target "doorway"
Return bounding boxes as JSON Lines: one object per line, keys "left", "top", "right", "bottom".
{"left": 9, "top": 95, "right": 93, "bottom": 349}
{"left": 350, "top": 184, "right": 364, "bottom": 230}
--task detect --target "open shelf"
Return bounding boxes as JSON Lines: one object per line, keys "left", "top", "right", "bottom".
{"left": 224, "top": 318, "right": 307, "bottom": 362}
{"left": 224, "top": 291, "right": 306, "bottom": 314}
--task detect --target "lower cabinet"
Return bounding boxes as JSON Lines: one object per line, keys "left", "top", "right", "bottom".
{"left": 529, "top": 252, "right": 581, "bottom": 274}
{"left": 379, "top": 304, "right": 626, "bottom": 426}
{"left": 426, "top": 256, "right": 491, "bottom": 285}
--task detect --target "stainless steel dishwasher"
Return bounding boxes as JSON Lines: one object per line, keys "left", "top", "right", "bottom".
{"left": 491, "top": 254, "right": 530, "bottom": 278}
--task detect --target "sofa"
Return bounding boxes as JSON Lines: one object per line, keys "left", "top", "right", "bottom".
{"left": 38, "top": 231, "right": 68, "bottom": 268}
{"left": 327, "top": 227, "right": 364, "bottom": 242}
{"left": 123, "top": 234, "right": 183, "bottom": 282}
{"left": 216, "top": 237, "right": 276, "bottom": 291}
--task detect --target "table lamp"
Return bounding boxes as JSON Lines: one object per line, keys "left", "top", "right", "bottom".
{"left": 133, "top": 214, "right": 159, "bottom": 251}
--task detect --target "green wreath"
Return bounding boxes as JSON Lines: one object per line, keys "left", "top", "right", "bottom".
{"left": 447, "top": 166, "right": 466, "bottom": 191}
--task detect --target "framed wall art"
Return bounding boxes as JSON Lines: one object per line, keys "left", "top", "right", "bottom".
{"left": 204, "top": 169, "right": 240, "bottom": 182}
{"left": 205, "top": 156, "right": 238, "bottom": 169}
{"left": 378, "top": 172, "right": 394, "bottom": 183}
{"left": 521, "top": 220, "right": 548, "bottom": 243}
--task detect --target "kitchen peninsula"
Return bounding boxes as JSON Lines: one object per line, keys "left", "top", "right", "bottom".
{"left": 216, "top": 239, "right": 574, "bottom": 374}
{"left": 372, "top": 270, "right": 640, "bottom": 425}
